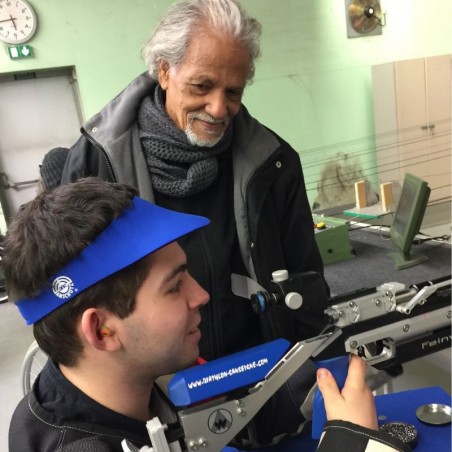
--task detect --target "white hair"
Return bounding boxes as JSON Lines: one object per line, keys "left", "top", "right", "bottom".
{"left": 142, "top": 0, "right": 261, "bottom": 82}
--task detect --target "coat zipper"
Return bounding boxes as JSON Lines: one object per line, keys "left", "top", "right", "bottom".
{"left": 81, "top": 128, "right": 117, "bottom": 182}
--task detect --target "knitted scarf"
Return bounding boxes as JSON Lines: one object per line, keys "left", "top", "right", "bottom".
{"left": 137, "top": 85, "right": 233, "bottom": 197}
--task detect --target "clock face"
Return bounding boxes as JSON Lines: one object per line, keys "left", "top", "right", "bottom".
{"left": 0, "top": 0, "right": 37, "bottom": 44}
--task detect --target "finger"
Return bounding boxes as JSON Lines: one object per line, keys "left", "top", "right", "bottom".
{"left": 316, "top": 367, "right": 341, "bottom": 402}
{"left": 343, "top": 354, "right": 367, "bottom": 388}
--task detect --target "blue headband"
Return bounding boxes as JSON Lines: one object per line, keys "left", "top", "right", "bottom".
{"left": 16, "top": 197, "right": 209, "bottom": 325}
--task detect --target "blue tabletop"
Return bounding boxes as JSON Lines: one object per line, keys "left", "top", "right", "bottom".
{"left": 375, "top": 386, "right": 451, "bottom": 451}
{"left": 223, "top": 386, "right": 451, "bottom": 452}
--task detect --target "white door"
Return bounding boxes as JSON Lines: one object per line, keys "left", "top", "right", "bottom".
{"left": 0, "top": 67, "right": 83, "bottom": 230}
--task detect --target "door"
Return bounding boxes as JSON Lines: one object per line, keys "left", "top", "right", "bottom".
{"left": 0, "top": 67, "right": 83, "bottom": 230}
{"left": 425, "top": 55, "right": 452, "bottom": 202}
{"left": 373, "top": 56, "right": 452, "bottom": 204}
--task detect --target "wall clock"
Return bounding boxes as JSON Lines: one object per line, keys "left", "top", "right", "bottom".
{"left": 0, "top": 0, "right": 37, "bottom": 44}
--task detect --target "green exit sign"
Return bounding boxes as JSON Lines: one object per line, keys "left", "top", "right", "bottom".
{"left": 8, "top": 45, "right": 34, "bottom": 59}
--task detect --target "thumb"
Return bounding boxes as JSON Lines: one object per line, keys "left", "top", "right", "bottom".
{"left": 316, "top": 368, "right": 341, "bottom": 402}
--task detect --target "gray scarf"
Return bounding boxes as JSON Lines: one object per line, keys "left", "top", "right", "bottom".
{"left": 137, "top": 85, "right": 233, "bottom": 197}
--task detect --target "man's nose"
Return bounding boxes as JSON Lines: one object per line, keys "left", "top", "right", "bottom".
{"left": 187, "top": 275, "right": 210, "bottom": 309}
{"left": 205, "top": 91, "right": 229, "bottom": 119}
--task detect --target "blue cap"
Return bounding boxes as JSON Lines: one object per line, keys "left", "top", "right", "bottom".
{"left": 16, "top": 197, "right": 209, "bottom": 325}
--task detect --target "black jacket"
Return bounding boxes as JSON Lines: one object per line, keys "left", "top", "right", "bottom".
{"left": 9, "top": 360, "right": 174, "bottom": 451}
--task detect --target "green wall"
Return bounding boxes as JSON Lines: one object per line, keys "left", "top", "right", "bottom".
{"left": 1, "top": 0, "right": 451, "bottom": 205}
{"left": 0, "top": 0, "right": 172, "bottom": 115}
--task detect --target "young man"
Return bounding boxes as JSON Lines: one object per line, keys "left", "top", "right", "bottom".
{"left": 4, "top": 178, "right": 209, "bottom": 450}
{"left": 3, "top": 178, "right": 408, "bottom": 451}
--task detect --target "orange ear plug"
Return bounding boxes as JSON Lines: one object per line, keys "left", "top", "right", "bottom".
{"left": 99, "top": 325, "right": 114, "bottom": 337}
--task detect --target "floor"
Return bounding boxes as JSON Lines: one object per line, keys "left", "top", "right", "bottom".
{"left": 0, "top": 206, "right": 450, "bottom": 451}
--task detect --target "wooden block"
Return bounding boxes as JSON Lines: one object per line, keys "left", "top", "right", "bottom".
{"left": 380, "top": 182, "right": 394, "bottom": 212}
{"left": 354, "top": 181, "right": 367, "bottom": 209}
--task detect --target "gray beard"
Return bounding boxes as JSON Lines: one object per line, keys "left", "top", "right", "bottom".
{"left": 185, "top": 127, "right": 224, "bottom": 147}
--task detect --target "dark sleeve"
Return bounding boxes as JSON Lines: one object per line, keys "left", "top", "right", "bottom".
{"left": 282, "top": 150, "right": 323, "bottom": 275}
{"left": 317, "top": 420, "right": 411, "bottom": 452}
{"left": 274, "top": 141, "right": 331, "bottom": 338}
{"left": 61, "top": 133, "right": 116, "bottom": 184}
{"left": 248, "top": 136, "right": 330, "bottom": 342}
{"left": 249, "top": 136, "right": 326, "bottom": 284}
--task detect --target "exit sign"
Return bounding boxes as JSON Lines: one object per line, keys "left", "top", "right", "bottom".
{"left": 8, "top": 45, "right": 34, "bottom": 59}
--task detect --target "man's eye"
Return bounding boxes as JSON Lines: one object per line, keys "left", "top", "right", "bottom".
{"left": 227, "top": 90, "right": 243, "bottom": 101}
{"left": 192, "top": 83, "right": 209, "bottom": 92}
{"left": 168, "top": 280, "right": 182, "bottom": 294}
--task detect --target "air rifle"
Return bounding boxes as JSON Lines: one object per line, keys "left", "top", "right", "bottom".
{"left": 122, "top": 273, "right": 451, "bottom": 452}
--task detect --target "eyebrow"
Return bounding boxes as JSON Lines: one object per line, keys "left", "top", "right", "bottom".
{"left": 187, "top": 75, "right": 245, "bottom": 91}
{"left": 161, "top": 263, "right": 188, "bottom": 286}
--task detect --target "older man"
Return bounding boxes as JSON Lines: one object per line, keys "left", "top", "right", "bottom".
{"left": 60, "top": 0, "right": 328, "bottom": 445}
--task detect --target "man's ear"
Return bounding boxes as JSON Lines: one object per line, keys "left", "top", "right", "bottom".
{"left": 158, "top": 61, "right": 170, "bottom": 90}
{"left": 80, "top": 308, "right": 120, "bottom": 351}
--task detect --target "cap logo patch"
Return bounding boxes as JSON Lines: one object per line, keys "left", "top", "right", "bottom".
{"left": 52, "top": 276, "right": 75, "bottom": 299}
